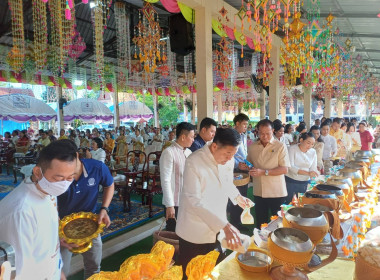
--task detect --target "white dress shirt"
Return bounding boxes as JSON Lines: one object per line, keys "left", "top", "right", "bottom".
{"left": 176, "top": 143, "right": 240, "bottom": 244}
{"left": 287, "top": 144, "right": 318, "bottom": 181}
{"left": 320, "top": 134, "right": 337, "bottom": 160}
{"left": 0, "top": 178, "right": 62, "bottom": 280}
{"left": 159, "top": 142, "right": 191, "bottom": 207}
{"left": 284, "top": 133, "right": 293, "bottom": 148}
{"left": 90, "top": 148, "right": 106, "bottom": 163}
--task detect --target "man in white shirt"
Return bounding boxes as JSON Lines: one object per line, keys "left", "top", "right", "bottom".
{"left": 0, "top": 140, "right": 77, "bottom": 280}
{"left": 159, "top": 122, "right": 195, "bottom": 232}
{"left": 176, "top": 128, "right": 253, "bottom": 274}
{"left": 230, "top": 113, "right": 250, "bottom": 231}
{"left": 132, "top": 129, "right": 144, "bottom": 144}
{"left": 320, "top": 122, "right": 338, "bottom": 160}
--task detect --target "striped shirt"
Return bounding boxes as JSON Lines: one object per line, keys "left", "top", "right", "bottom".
{"left": 159, "top": 141, "right": 191, "bottom": 207}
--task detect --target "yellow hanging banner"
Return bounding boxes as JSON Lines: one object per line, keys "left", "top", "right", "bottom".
{"left": 178, "top": 2, "right": 195, "bottom": 24}
{"left": 144, "top": 0, "right": 160, "bottom": 3}
{"left": 212, "top": 19, "right": 227, "bottom": 37}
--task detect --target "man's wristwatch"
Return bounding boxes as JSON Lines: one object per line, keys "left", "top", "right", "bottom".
{"left": 265, "top": 170, "right": 269, "bottom": 176}
{"left": 100, "top": 206, "right": 110, "bottom": 214}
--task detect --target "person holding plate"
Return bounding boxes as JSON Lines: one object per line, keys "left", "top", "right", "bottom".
{"left": 58, "top": 141, "right": 114, "bottom": 279}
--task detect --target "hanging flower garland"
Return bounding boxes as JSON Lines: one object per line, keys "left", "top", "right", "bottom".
{"left": 32, "top": 0, "right": 48, "bottom": 73}
{"left": 7, "top": 0, "right": 25, "bottom": 73}
{"left": 115, "top": 1, "right": 129, "bottom": 91}
{"left": 93, "top": 1, "right": 105, "bottom": 91}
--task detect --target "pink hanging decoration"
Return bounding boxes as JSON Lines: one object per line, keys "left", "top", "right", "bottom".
{"left": 68, "top": 0, "right": 73, "bottom": 9}
{"left": 65, "top": 5, "right": 71, "bottom": 20}
{"left": 161, "top": 0, "right": 180, "bottom": 13}
{"left": 82, "top": 0, "right": 88, "bottom": 3}
{"left": 42, "top": 0, "right": 48, "bottom": 2}
{"left": 246, "top": 37, "right": 255, "bottom": 50}
{"left": 223, "top": 25, "right": 236, "bottom": 40}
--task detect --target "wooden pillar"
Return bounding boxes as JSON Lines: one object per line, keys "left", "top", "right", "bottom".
{"left": 325, "top": 95, "right": 332, "bottom": 118}
{"left": 260, "top": 90, "right": 266, "bottom": 120}
{"left": 337, "top": 100, "right": 343, "bottom": 118}
{"left": 56, "top": 86, "right": 64, "bottom": 133}
{"left": 195, "top": 3, "right": 213, "bottom": 122}
{"left": 217, "top": 92, "right": 223, "bottom": 124}
{"left": 191, "top": 92, "right": 196, "bottom": 124}
{"left": 268, "top": 46, "right": 280, "bottom": 121}
{"left": 153, "top": 90, "right": 159, "bottom": 127}
{"left": 304, "top": 86, "right": 312, "bottom": 128}
{"left": 114, "top": 89, "right": 120, "bottom": 128}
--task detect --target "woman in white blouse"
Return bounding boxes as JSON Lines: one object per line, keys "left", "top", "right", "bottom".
{"left": 284, "top": 124, "right": 295, "bottom": 148}
{"left": 274, "top": 122, "right": 287, "bottom": 145}
{"left": 86, "top": 137, "right": 106, "bottom": 163}
{"left": 346, "top": 122, "right": 361, "bottom": 155}
{"left": 285, "top": 132, "right": 319, "bottom": 204}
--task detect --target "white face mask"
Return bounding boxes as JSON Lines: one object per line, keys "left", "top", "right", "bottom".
{"left": 38, "top": 168, "right": 73, "bottom": 196}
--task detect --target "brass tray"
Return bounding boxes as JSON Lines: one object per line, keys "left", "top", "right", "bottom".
{"left": 59, "top": 212, "right": 105, "bottom": 253}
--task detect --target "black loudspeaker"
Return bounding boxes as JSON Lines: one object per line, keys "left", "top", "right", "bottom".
{"left": 169, "top": 13, "right": 195, "bottom": 56}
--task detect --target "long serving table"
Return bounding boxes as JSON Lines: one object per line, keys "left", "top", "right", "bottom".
{"left": 208, "top": 245, "right": 355, "bottom": 280}
{"left": 208, "top": 161, "right": 380, "bottom": 280}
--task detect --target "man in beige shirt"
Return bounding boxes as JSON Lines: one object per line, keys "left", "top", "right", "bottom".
{"left": 243, "top": 119, "right": 290, "bottom": 228}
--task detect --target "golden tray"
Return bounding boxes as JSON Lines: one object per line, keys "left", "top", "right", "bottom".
{"left": 59, "top": 212, "right": 105, "bottom": 254}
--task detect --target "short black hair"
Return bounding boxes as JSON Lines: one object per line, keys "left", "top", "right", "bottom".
{"left": 92, "top": 137, "right": 103, "bottom": 149}
{"left": 199, "top": 117, "right": 217, "bottom": 131}
{"left": 359, "top": 122, "right": 366, "bottom": 127}
{"left": 299, "top": 132, "right": 315, "bottom": 142}
{"left": 256, "top": 119, "right": 273, "bottom": 130}
{"left": 296, "top": 123, "right": 306, "bottom": 133}
{"left": 284, "top": 123, "right": 293, "bottom": 134}
{"left": 213, "top": 128, "right": 241, "bottom": 147}
{"left": 320, "top": 121, "right": 330, "bottom": 128}
{"left": 332, "top": 117, "right": 342, "bottom": 124}
{"left": 273, "top": 121, "right": 283, "bottom": 132}
{"left": 37, "top": 139, "right": 77, "bottom": 171}
{"left": 176, "top": 122, "right": 195, "bottom": 139}
{"left": 233, "top": 113, "right": 249, "bottom": 125}
{"left": 309, "top": 126, "right": 324, "bottom": 143}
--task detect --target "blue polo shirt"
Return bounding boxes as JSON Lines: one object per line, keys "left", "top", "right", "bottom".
{"left": 189, "top": 134, "right": 206, "bottom": 152}
{"left": 58, "top": 158, "right": 114, "bottom": 219}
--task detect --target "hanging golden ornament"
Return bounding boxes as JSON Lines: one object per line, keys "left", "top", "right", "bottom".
{"left": 8, "top": 0, "right": 25, "bottom": 73}
{"left": 32, "top": 0, "right": 48, "bottom": 72}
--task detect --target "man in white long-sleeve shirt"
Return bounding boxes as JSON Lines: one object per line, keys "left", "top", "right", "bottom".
{"left": 159, "top": 122, "right": 195, "bottom": 231}
{"left": 0, "top": 140, "right": 77, "bottom": 280}
{"left": 176, "top": 128, "right": 253, "bottom": 276}
{"left": 320, "top": 122, "right": 338, "bottom": 160}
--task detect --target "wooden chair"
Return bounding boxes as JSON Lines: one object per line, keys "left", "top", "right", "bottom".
{"left": 112, "top": 150, "right": 147, "bottom": 212}
{"left": 142, "top": 151, "right": 162, "bottom": 217}
{"left": 0, "top": 142, "right": 15, "bottom": 175}
{"left": 12, "top": 149, "right": 38, "bottom": 183}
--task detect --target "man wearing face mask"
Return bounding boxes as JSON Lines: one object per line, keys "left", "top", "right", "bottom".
{"left": 58, "top": 139, "right": 115, "bottom": 279}
{"left": 0, "top": 140, "right": 77, "bottom": 280}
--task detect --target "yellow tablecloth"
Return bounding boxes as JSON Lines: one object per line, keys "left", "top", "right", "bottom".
{"left": 209, "top": 242, "right": 355, "bottom": 280}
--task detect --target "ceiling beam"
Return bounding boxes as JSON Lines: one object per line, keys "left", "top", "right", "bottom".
{"left": 356, "top": 49, "right": 380, "bottom": 53}
{"left": 318, "top": 12, "right": 380, "bottom": 19}
{"left": 339, "top": 33, "right": 380, "bottom": 39}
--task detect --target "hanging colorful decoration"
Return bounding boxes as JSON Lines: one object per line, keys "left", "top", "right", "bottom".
{"left": 115, "top": 1, "right": 130, "bottom": 91}
{"left": 7, "top": 0, "right": 25, "bottom": 73}
{"left": 32, "top": 0, "right": 48, "bottom": 72}
{"left": 132, "top": 1, "right": 166, "bottom": 77}
{"left": 214, "top": 6, "right": 233, "bottom": 82}
{"left": 93, "top": 0, "right": 105, "bottom": 91}
{"left": 48, "top": 0, "right": 75, "bottom": 77}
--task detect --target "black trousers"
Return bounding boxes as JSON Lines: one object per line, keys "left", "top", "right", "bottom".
{"left": 253, "top": 195, "right": 285, "bottom": 229}
{"left": 165, "top": 206, "right": 178, "bottom": 232}
{"left": 227, "top": 184, "right": 248, "bottom": 229}
{"left": 179, "top": 237, "right": 225, "bottom": 280}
